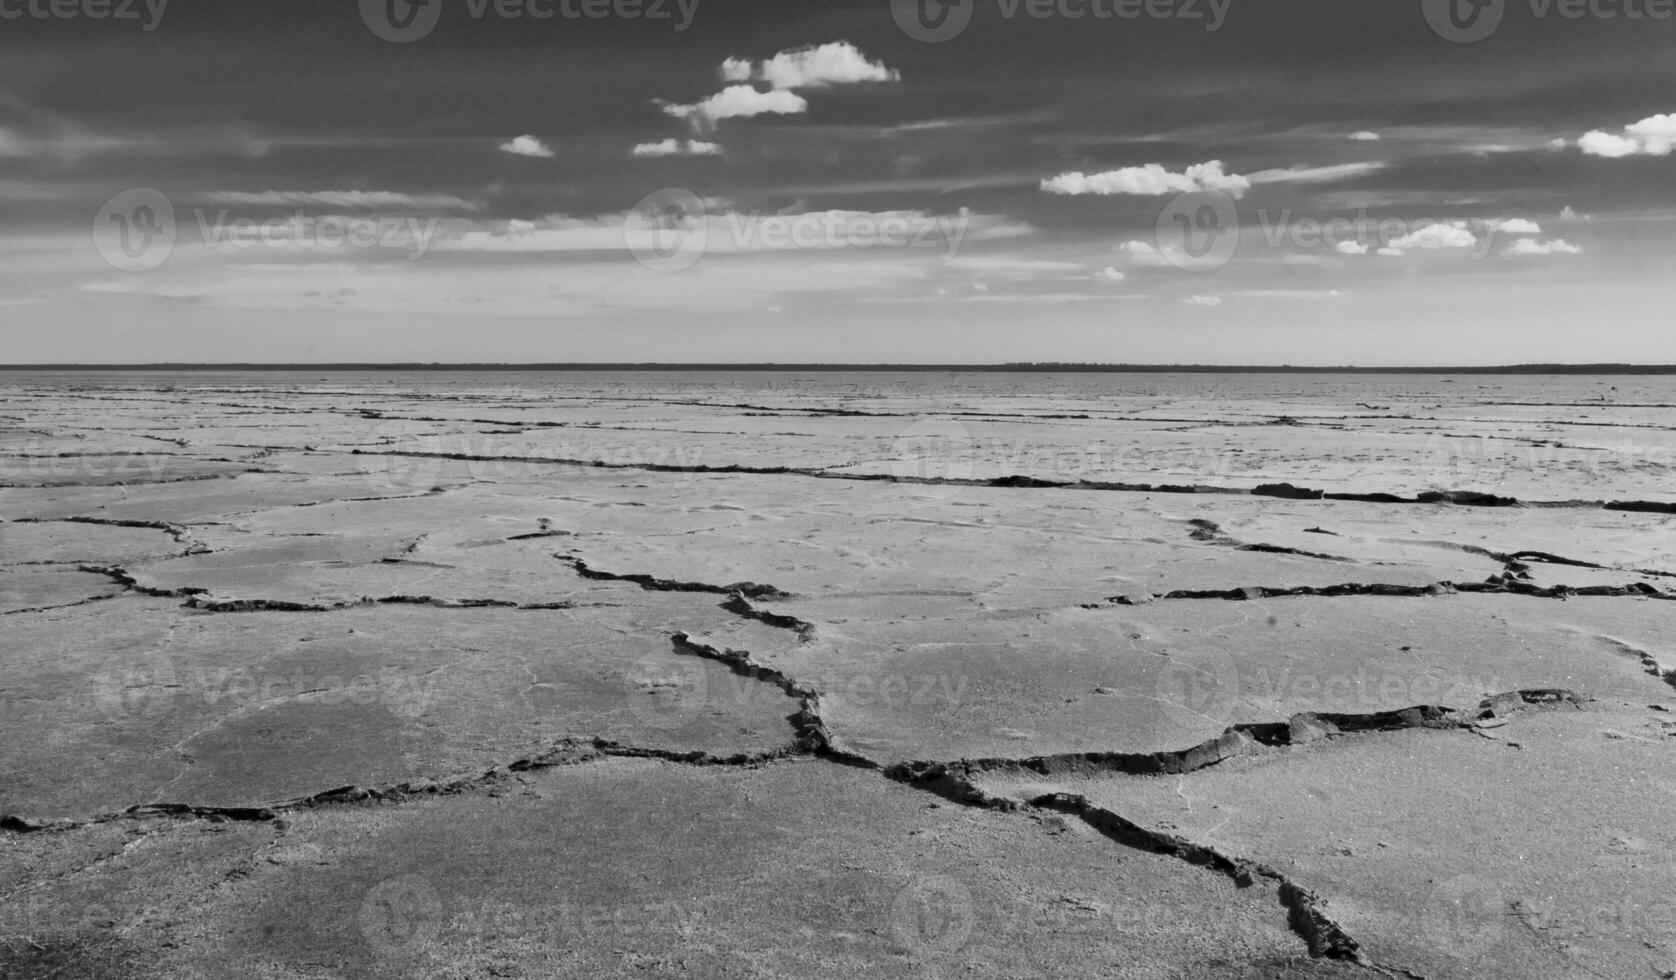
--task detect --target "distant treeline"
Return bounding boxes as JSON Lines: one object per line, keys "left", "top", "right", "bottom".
{"left": 4, "top": 363, "right": 1676, "bottom": 375}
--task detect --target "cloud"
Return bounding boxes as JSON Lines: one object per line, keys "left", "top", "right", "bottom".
{"left": 1488, "top": 218, "right": 1541, "bottom": 235}
{"left": 1116, "top": 240, "right": 1175, "bottom": 267}
{"left": 1183, "top": 295, "right": 1222, "bottom": 307}
{"left": 1349, "top": 130, "right": 1381, "bottom": 141}
{"left": 752, "top": 42, "right": 900, "bottom": 89}
{"left": 1335, "top": 240, "right": 1369, "bottom": 255}
{"left": 201, "top": 190, "right": 482, "bottom": 210}
{"left": 720, "top": 57, "right": 753, "bottom": 83}
{"left": 1098, "top": 267, "right": 1126, "bottom": 282}
{"left": 631, "top": 139, "right": 723, "bottom": 158}
{"left": 499, "top": 135, "right": 554, "bottom": 158}
{"left": 1383, "top": 221, "right": 1478, "bottom": 252}
{"left": 1578, "top": 113, "right": 1676, "bottom": 157}
{"left": 1041, "top": 161, "right": 1251, "bottom": 198}
{"left": 1503, "top": 238, "right": 1582, "bottom": 256}
{"left": 660, "top": 85, "right": 808, "bottom": 127}
{"left": 1246, "top": 162, "right": 1387, "bottom": 186}
{"left": 664, "top": 43, "right": 897, "bottom": 132}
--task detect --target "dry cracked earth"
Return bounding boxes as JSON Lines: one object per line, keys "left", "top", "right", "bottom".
{"left": 2, "top": 371, "right": 1675, "bottom": 979}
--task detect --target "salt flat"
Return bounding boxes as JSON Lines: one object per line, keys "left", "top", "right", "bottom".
{"left": 2, "top": 370, "right": 1674, "bottom": 979}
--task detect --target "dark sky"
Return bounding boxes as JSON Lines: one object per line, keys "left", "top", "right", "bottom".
{"left": 3, "top": 0, "right": 1674, "bottom": 363}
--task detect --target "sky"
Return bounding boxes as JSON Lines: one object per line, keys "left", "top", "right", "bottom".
{"left": 1, "top": 0, "right": 1674, "bottom": 365}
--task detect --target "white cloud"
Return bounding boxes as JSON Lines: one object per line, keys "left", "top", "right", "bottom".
{"left": 1335, "top": 240, "right": 1369, "bottom": 255}
{"left": 1384, "top": 221, "right": 1478, "bottom": 252}
{"left": 632, "top": 139, "right": 723, "bottom": 158}
{"left": 720, "top": 57, "right": 753, "bottom": 83}
{"left": 1098, "top": 266, "right": 1126, "bottom": 282}
{"left": 1548, "top": 137, "right": 1570, "bottom": 150}
{"left": 1503, "top": 238, "right": 1582, "bottom": 256}
{"left": 1349, "top": 130, "right": 1381, "bottom": 141}
{"left": 1488, "top": 218, "right": 1541, "bottom": 235}
{"left": 1183, "top": 295, "right": 1222, "bottom": 307}
{"left": 201, "top": 190, "right": 481, "bottom": 210}
{"left": 1042, "top": 161, "right": 1251, "bottom": 198}
{"left": 1578, "top": 130, "right": 1644, "bottom": 158}
{"left": 754, "top": 42, "right": 900, "bottom": 89}
{"left": 661, "top": 85, "right": 808, "bottom": 127}
{"left": 1247, "top": 162, "right": 1387, "bottom": 186}
{"left": 1116, "top": 240, "right": 1175, "bottom": 267}
{"left": 1578, "top": 113, "right": 1676, "bottom": 157}
{"left": 1558, "top": 206, "right": 1591, "bottom": 222}
{"left": 500, "top": 135, "right": 554, "bottom": 158}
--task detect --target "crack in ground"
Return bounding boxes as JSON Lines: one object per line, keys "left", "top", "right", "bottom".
{"left": 343, "top": 448, "right": 1676, "bottom": 514}
{"left": 1098, "top": 577, "right": 1672, "bottom": 605}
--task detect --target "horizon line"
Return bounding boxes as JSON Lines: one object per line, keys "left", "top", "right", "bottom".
{"left": 3, "top": 362, "right": 1676, "bottom": 375}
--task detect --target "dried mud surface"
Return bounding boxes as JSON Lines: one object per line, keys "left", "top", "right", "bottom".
{"left": 3, "top": 371, "right": 1674, "bottom": 979}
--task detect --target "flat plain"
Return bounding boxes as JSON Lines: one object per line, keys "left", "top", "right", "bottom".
{"left": 2, "top": 370, "right": 1674, "bottom": 979}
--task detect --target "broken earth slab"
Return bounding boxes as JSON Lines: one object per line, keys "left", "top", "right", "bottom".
{"left": 969, "top": 699, "right": 1676, "bottom": 980}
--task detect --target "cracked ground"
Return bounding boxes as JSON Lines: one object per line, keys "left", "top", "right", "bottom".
{"left": 2, "top": 371, "right": 1675, "bottom": 979}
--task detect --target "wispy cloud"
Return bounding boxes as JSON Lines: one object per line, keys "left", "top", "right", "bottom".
{"left": 499, "top": 135, "right": 554, "bottom": 158}
{"left": 631, "top": 139, "right": 723, "bottom": 158}
{"left": 201, "top": 190, "right": 483, "bottom": 211}
{"left": 1041, "top": 161, "right": 1250, "bottom": 198}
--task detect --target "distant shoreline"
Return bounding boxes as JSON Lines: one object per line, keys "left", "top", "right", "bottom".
{"left": 2, "top": 363, "right": 1675, "bottom": 375}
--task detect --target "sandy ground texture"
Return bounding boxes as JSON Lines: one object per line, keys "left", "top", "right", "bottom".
{"left": 2, "top": 370, "right": 1675, "bottom": 979}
